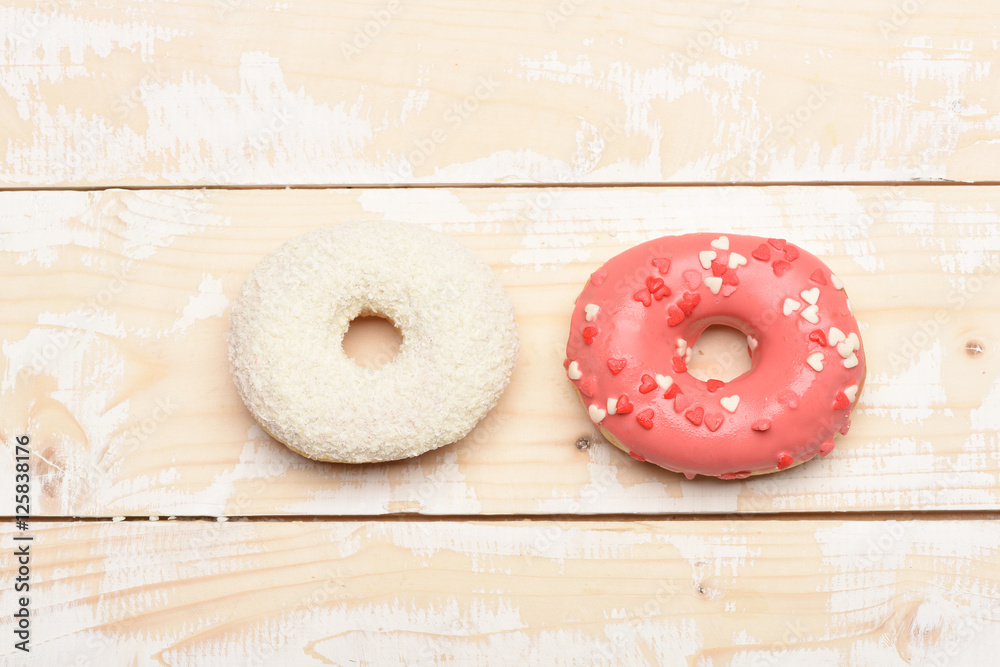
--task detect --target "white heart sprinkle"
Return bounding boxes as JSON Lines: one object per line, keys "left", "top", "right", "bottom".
{"left": 705, "top": 276, "right": 723, "bottom": 295}
{"left": 844, "top": 384, "right": 859, "bottom": 403}
{"left": 655, "top": 374, "right": 673, "bottom": 390}
{"left": 783, "top": 298, "right": 801, "bottom": 316}
{"left": 800, "top": 304, "right": 820, "bottom": 324}
{"left": 807, "top": 353, "right": 825, "bottom": 372}
{"left": 699, "top": 250, "right": 717, "bottom": 269}
{"left": 589, "top": 405, "right": 606, "bottom": 424}
{"left": 711, "top": 236, "right": 730, "bottom": 250}
{"left": 567, "top": 361, "right": 582, "bottom": 380}
{"left": 844, "top": 353, "right": 859, "bottom": 369}
{"left": 676, "top": 339, "right": 688, "bottom": 357}
{"left": 720, "top": 395, "right": 740, "bottom": 413}
{"left": 606, "top": 398, "right": 618, "bottom": 415}
{"left": 584, "top": 304, "right": 600, "bottom": 321}
{"left": 837, "top": 333, "right": 860, "bottom": 358}
{"left": 831, "top": 274, "right": 845, "bottom": 290}
{"left": 828, "top": 327, "right": 846, "bottom": 346}
{"left": 728, "top": 252, "right": 748, "bottom": 269}
{"left": 800, "top": 288, "right": 820, "bottom": 305}
{"left": 747, "top": 336, "right": 758, "bottom": 351}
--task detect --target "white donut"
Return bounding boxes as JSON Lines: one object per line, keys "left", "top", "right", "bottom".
{"left": 228, "top": 221, "right": 519, "bottom": 463}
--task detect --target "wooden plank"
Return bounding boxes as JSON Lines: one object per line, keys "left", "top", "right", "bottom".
{"left": 1, "top": 186, "right": 998, "bottom": 517}
{"left": 1, "top": 0, "right": 999, "bottom": 187}
{"left": 2, "top": 518, "right": 999, "bottom": 664}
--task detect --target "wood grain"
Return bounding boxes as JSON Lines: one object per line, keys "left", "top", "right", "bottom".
{"left": 2, "top": 518, "right": 999, "bottom": 665}
{"left": 1, "top": 186, "right": 997, "bottom": 517}
{"left": 2, "top": 0, "right": 999, "bottom": 187}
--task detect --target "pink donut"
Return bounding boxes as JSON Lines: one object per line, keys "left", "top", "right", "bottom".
{"left": 564, "top": 233, "right": 866, "bottom": 479}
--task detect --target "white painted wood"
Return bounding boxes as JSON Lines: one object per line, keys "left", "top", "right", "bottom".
{"left": 1, "top": 186, "right": 997, "bottom": 516}
{"left": 1, "top": 0, "right": 998, "bottom": 186}
{"left": 2, "top": 519, "right": 999, "bottom": 665}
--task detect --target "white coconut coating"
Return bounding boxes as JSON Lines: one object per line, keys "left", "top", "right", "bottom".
{"left": 228, "top": 221, "right": 519, "bottom": 463}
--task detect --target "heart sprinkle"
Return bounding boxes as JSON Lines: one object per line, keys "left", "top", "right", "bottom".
{"left": 772, "top": 260, "right": 791, "bottom": 276}
{"left": 686, "top": 407, "right": 704, "bottom": 426}
{"left": 588, "top": 405, "right": 606, "bottom": 424}
{"left": 807, "top": 353, "right": 825, "bottom": 372}
{"left": 800, "top": 288, "right": 819, "bottom": 305}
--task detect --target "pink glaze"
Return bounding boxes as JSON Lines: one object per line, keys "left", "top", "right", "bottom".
{"left": 564, "top": 233, "right": 866, "bottom": 479}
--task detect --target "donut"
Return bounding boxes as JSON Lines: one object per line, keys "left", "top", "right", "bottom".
{"left": 564, "top": 233, "right": 865, "bottom": 479}
{"left": 229, "top": 221, "right": 519, "bottom": 464}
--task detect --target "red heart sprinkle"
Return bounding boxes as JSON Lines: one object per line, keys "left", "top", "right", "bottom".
{"left": 608, "top": 358, "right": 627, "bottom": 375}
{"left": 685, "top": 407, "right": 704, "bottom": 426}
{"left": 706, "top": 379, "right": 725, "bottom": 393}
{"left": 819, "top": 440, "right": 835, "bottom": 457}
{"left": 752, "top": 244, "right": 771, "bottom": 261}
{"left": 711, "top": 261, "right": 728, "bottom": 277}
{"left": 678, "top": 291, "right": 701, "bottom": 315}
{"left": 778, "top": 390, "right": 798, "bottom": 409}
{"left": 682, "top": 270, "right": 702, "bottom": 290}
{"left": 672, "top": 356, "right": 687, "bottom": 373}
{"left": 667, "top": 305, "right": 685, "bottom": 326}
{"left": 777, "top": 454, "right": 794, "bottom": 470}
{"left": 810, "top": 269, "right": 828, "bottom": 285}
{"left": 752, "top": 419, "right": 771, "bottom": 431}
{"left": 646, "top": 276, "right": 664, "bottom": 293}
{"left": 840, "top": 420, "right": 852, "bottom": 435}
{"left": 629, "top": 450, "right": 646, "bottom": 461}
{"left": 664, "top": 384, "right": 681, "bottom": 400}
{"left": 674, "top": 393, "right": 693, "bottom": 412}
{"left": 653, "top": 285, "right": 671, "bottom": 300}
{"left": 639, "top": 374, "right": 657, "bottom": 394}
{"left": 704, "top": 412, "right": 723, "bottom": 432}
{"left": 833, "top": 391, "right": 850, "bottom": 410}
{"left": 722, "top": 269, "right": 740, "bottom": 286}
{"left": 783, "top": 246, "right": 800, "bottom": 261}
{"left": 582, "top": 326, "right": 598, "bottom": 344}
{"left": 633, "top": 289, "right": 652, "bottom": 307}
{"left": 590, "top": 270, "right": 607, "bottom": 286}
{"left": 616, "top": 394, "right": 634, "bottom": 414}
{"left": 768, "top": 238, "right": 787, "bottom": 251}
{"left": 652, "top": 258, "right": 671, "bottom": 274}
{"left": 636, "top": 409, "right": 654, "bottom": 429}
{"left": 578, "top": 377, "right": 596, "bottom": 397}
{"left": 809, "top": 330, "right": 828, "bottom": 346}
{"left": 772, "top": 260, "right": 791, "bottom": 276}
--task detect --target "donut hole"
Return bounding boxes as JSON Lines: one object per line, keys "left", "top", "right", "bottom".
{"left": 687, "top": 325, "right": 753, "bottom": 383}
{"left": 342, "top": 314, "right": 402, "bottom": 369}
